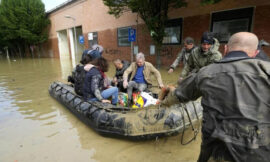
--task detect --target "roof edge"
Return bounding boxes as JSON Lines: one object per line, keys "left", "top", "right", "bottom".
{"left": 46, "top": 0, "right": 78, "bottom": 15}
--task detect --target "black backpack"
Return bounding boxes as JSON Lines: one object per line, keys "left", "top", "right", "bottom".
{"left": 74, "top": 64, "right": 86, "bottom": 96}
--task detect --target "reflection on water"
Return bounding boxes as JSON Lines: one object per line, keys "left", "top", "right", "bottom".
{"left": 0, "top": 58, "right": 201, "bottom": 162}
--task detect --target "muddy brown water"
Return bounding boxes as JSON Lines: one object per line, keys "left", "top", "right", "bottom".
{"left": 0, "top": 58, "right": 201, "bottom": 162}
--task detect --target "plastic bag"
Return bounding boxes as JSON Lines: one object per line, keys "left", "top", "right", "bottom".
{"left": 140, "top": 92, "right": 157, "bottom": 107}
{"left": 132, "top": 92, "right": 140, "bottom": 105}
{"left": 132, "top": 95, "right": 147, "bottom": 108}
{"left": 118, "top": 92, "right": 128, "bottom": 107}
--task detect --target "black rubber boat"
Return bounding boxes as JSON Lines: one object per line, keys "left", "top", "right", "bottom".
{"left": 49, "top": 81, "right": 202, "bottom": 140}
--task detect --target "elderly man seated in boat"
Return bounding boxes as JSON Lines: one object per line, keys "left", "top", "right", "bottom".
{"left": 123, "top": 52, "right": 164, "bottom": 106}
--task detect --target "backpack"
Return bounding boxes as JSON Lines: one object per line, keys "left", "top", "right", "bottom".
{"left": 74, "top": 64, "right": 86, "bottom": 96}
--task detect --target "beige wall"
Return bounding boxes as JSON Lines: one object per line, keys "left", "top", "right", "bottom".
{"left": 83, "top": 0, "right": 144, "bottom": 32}
{"left": 48, "top": 0, "right": 85, "bottom": 38}
{"left": 48, "top": 0, "right": 144, "bottom": 39}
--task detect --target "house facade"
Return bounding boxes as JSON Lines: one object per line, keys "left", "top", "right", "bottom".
{"left": 42, "top": 0, "right": 270, "bottom": 66}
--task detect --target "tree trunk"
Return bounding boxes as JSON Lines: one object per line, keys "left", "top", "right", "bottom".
{"left": 5, "top": 47, "right": 10, "bottom": 59}
{"left": 18, "top": 46, "right": 22, "bottom": 58}
{"left": 156, "top": 44, "right": 162, "bottom": 69}
{"left": 29, "top": 45, "right": 34, "bottom": 58}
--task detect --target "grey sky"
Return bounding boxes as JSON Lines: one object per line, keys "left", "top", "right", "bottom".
{"left": 42, "top": 0, "right": 68, "bottom": 11}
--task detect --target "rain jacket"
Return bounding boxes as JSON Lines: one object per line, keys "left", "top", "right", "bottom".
{"left": 175, "top": 51, "right": 270, "bottom": 162}
{"left": 180, "top": 39, "right": 222, "bottom": 78}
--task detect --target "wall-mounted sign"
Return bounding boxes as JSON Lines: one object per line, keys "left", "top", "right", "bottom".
{"left": 134, "top": 45, "right": 138, "bottom": 55}
{"left": 128, "top": 28, "right": 136, "bottom": 42}
{"left": 88, "top": 33, "right": 93, "bottom": 40}
{"left": 150, "top": 45, "right": 155, "bottom": 55}
{"left": 79, "top": 35, "right": 84, "bottom": 44}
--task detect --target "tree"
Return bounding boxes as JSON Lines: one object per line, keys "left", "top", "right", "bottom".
{"left": 0, "top": 0, "right": 50, "bottom": 57}
{"left": 103, "top": 0, "right": 221, "bottom": 68}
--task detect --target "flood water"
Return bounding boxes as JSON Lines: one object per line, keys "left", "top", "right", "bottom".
{"left": 0, "top": 58, "right": 201, "bottom": 162}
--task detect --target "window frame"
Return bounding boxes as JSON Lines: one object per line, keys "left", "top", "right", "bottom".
{"left": 210, "top": 7, "right": 254, "bottom": 43}
{"left": 162, "top": 18, "right": 183, "bottom": 45}
{"left": 117, "top": 26, "right": 132, "bottom": 47}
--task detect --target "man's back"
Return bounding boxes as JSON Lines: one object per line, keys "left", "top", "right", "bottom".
{"left": 178, "top": 51, "right": 270, "bottom": 161}
{"left": 176, "top": 32, "right": 270, "bottom": 162}
{"left": 198, "top": 53, "right": 270, "bottom": 124}
{"left": 203, "top": 53, "right": 269, "bottom": 161}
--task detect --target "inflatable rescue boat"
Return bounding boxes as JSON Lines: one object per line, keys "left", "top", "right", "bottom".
{"left": 49, "top": 81, "right": 202, "bottom": 140}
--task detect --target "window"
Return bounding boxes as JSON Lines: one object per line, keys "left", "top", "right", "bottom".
{"left": 211, "top": 7, "right": 254, "bottom": 43}
{"left": 118, "top": 27, "right": 131, "bottom": 46}
{"left": 163, "top": 18, "right": 182, "bottom": 45}
{"left": 88, "top": 32, "right": 98, "bottom": 48}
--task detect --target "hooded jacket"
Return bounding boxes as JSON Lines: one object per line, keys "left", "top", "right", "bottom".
{"left": 180, "top": 39, "right": 222, "bottom": 78}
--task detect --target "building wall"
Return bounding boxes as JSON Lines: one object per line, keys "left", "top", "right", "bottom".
{"left": 43, "top": 0, "right": 270, "bottom": 65}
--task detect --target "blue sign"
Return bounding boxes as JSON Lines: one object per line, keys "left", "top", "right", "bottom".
{"left": 128, "top": 28, "right": 136, "bottom": 42}
{"left": 79, "top": 35, "right": 84, "bottom": 44}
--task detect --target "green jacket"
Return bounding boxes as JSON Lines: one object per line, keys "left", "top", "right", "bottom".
{"left": 123, "top": 61, "right": 163, "bottom": 86}
{"left": 180, "top": 46, "right": 222, "bottom": 78}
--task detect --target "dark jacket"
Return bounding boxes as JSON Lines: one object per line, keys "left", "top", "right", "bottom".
{"left": 115, "top": 60, "right": 130, "bottom": 81}
{"left": 83, "top": 67, "right": 104, "bottom": 101}
{"left": 175, "top": 51, "right": 270, "bottom": 162}
{"left": 256, "top": 47, "right": 270, "bottom": 61}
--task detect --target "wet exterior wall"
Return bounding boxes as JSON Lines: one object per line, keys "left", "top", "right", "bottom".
{"left": 43, "top": 0, "right": 270, "bottom": 64}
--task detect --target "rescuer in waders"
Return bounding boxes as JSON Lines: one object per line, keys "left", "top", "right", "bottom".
{"left": 174, "top": 32, "right": 270, "bottom": 162}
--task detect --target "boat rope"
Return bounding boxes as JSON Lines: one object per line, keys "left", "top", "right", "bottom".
{"left": 180, "top": 102, "right": 200, "bottom": 145}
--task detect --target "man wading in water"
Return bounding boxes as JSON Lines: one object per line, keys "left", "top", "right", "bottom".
{"left": 175, "top": 32, "right": 270, "bottom": 162}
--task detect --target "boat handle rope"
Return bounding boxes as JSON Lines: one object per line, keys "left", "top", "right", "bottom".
{"left": 180, "top": 102, "right": 200, "bottom": 145}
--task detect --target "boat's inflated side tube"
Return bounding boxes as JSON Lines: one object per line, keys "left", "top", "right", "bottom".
{"left": 49, "top": 82, "right": 202, "bottom": 140}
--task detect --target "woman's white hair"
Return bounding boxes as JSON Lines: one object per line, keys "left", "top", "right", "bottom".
{"left": 136, "top": 52, "right": 145, "bottom": 61}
